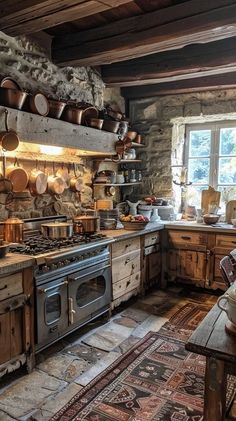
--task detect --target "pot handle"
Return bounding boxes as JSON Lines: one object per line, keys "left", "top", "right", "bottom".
{"left": 4, "top": 109, "right": 9, "bottom": 132}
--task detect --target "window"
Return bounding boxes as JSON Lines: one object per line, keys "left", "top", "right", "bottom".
{"left": 185, "top": 122, "right": 236, "bottom": 196}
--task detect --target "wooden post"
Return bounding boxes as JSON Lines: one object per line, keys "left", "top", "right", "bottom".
{"left": 204, "top": 357, "right": 227, "bottom": 421}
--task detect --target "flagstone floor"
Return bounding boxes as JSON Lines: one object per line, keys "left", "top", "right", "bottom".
{"left": 0, "top": 286, "right": 234, "bottom": 421}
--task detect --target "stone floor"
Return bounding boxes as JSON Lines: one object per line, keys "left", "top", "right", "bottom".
{"left": 0, "top": 286, "right": 235, "bottom": 421}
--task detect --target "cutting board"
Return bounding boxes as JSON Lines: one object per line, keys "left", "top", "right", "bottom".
{"left": 201, "top": 186, "right": 221, "bottom": 214}
{"left": 226, "top": 200, "right": 236, "bottom": 223}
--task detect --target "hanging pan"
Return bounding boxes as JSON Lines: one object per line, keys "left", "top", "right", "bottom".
{"left": 29, "top": 160, "right": 48, "bottom": 195}
{"left": 0, "top": 109, "right": 19, "bottom": 151}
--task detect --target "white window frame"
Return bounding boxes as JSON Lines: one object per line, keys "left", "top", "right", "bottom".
{"left": 184, "top": 121, "right": 236, "bottom": 190}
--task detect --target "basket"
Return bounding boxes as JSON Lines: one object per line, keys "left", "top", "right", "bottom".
{"left": 122, "top": 221, "right": 148, "bottom": 230}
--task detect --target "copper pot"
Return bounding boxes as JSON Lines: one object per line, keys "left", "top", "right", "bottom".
{"left": 41, "top": 222, "right": 73, "bottom": 239}
{"left": 0, "top": 87, "right": 28, "bottom": 110}
{"left": 4, "top": 217, "right": 24, "bottom": 243}
{"left": 62, "top": 102, "right": 83, "bottom": 125}
{"left": 47, "top": 98, "right": 66, "bottom": 119}
{"left": 73, "top": 215, "right": 99, "bottom": 234}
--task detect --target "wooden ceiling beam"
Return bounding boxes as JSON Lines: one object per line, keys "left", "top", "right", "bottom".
{"left": 52, "top": 0, "right": 236, "bottom": 66}
{"left": 101, "top": 38, "right": 236, "bottom": 86}
{"left": 0, "top": 0, "right": 133, "bottom": 36}
{"left": 121, "top": 72, "right": 236, "bottom": 99}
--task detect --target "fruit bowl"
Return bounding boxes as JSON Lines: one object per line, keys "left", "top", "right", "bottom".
{"left": 122, "top": 221, "right": 149, "bottom": 230}
{"left": 203, "top": 214, "right": 220, "bottom": 225}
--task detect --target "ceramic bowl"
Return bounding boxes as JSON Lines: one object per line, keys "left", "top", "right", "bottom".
{"left": 203, "top": 214, "right": 220, "bottom": 224}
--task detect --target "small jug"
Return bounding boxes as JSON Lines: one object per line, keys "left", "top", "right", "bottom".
{"left": 127, "top": 200, "right": 140, "bottom": 216}
{"left": 150, "top": 208, "right": 160, "bottom": 222}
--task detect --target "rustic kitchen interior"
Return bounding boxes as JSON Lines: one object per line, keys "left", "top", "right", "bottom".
{"left": 1, "top": 1, "right": 236, "bottom": 420}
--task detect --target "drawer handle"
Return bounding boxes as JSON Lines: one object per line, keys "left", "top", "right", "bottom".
{"left": 181, "top": 236, "right": 191, "bottom": 240}
{"left": 125, "top": 243, "right": 131, "bottom": 248}
{"left": 0, "top": 284, "right": 7, "bottom": 291}
{"left": 125, "top": 258, "right": 130, "bottom": 264}
{"left": 132, "top": 263, "right": 135, "bottom": 270}
{"left": 232, "top": 241, "right": 236, "bottom": 244}
{"left": 126, "top": 280, "right": 131, "bottom": 287}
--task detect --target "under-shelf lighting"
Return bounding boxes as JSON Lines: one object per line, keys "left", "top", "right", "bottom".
{"left": 39, "top": 145, "right": 64, "bottom": 155}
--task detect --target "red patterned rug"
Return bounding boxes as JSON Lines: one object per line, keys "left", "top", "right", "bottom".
{"left": 50, "top": 327, "right": 235, "bottom": 421}
{"left": 169, "top": 302, "right": 212, "bottom": 330}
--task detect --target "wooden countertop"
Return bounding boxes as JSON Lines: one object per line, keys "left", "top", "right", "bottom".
{"left": 0, "top": 254, "right": 35, "bottom": 276}
{"left": 102, "top": 222, "right": 164, "bottom": 240}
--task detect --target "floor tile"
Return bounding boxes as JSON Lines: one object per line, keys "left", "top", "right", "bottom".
{"left": 132, "top": 315, "right": 168, "bottom": 338}
{"left": 37, "top": 353, "right": 90, "bottom": 382}
{"left": 64, "top": 342, "right": 107, "bottom": 364}
{"left": 74, "top": 351, "right": 120, "bottom": 386}
{"left": 82, "top": 321, "right": 135, "bottom": 351}
{"left": 0, "top": 370, "right": 67, "bottom": 419}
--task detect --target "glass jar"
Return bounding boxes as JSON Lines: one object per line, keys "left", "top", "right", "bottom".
{"left": 130, "top": 169, "right": 136, "bottom": 182}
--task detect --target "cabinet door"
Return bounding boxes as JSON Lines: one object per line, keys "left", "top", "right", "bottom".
{"left": 10, "top": 308, "right": 23, "bottom": 359}
{"left": 0, "top": 313, "right": 11, "bottom": 364}
{"left": 213, "top": 254, "right": 228, "bottom": 290}
{"left": 167, "top": 249, "right": 206, "bottom": 281}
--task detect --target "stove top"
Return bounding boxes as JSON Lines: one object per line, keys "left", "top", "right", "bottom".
{"left": 9, "top": 233, "right": 108, "bottom": 256}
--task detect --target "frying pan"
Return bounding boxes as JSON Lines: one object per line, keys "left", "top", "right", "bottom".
{"left": 47, "top": 162, "right": 65, "bottom": 195}
{"left": 69, "top": 163, "right": 83, "bottom": 192}
{"left": 0, "top": 109, "right": 20, "bottom": 151}
{"left": 29, "top": 160, "right": 48, "bottom": 195}
{"left": 6, "top": 157, "right": 28, "bottom": 193}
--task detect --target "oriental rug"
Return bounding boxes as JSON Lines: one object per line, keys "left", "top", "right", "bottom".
{"left": 169, "top": 302, "right": 212, "bottom": 330}
{"left": 50, "top": 327, "right": 236, "bottom": 421}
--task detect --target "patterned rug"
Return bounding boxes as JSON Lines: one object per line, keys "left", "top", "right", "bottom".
{"left": 169, "top": 302, "right": 212, "bottom": 330}
{"left": 50, "top": 327, "right": 235, "bottom": 421}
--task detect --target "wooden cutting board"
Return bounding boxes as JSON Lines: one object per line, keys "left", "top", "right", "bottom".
{"left": 201, "top": 186, "right": 221, "bottom": 214}
{"left": 226, "top": 200, "right": 236, "bottom": 223}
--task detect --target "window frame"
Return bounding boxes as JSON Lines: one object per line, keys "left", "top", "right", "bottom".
{"left": 184, "top": 121, "right": 236, "bottom": 190}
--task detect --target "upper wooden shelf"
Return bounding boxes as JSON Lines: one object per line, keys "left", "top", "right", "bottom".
{"left": 0, "top": 106, "right": 118, "bottom": 155}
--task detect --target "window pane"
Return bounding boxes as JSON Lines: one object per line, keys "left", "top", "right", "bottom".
{"left": 188, "top": 158, "right": 210, "bottom": 184}
{"left": 189, "top": 130, "right": 211, "bottom": 157}
{"left": 220, "top": 128, "right": 236, "bottom": 155}
{"left": 218, "top": 157, "right": 236, "bottom": 184}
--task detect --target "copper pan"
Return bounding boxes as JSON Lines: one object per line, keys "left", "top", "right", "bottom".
{"left": 6, "top": 157, "right": 29, "bottom": 193}
{"left": 0, "top": 109, "right": 19, "bottom": 151}
{"left": 29, "top": 160, "right": 48, "bottom": 195}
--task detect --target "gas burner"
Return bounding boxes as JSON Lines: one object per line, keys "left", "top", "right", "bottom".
{"left": 9, "top": 233, "right": 109, "bottom": 256}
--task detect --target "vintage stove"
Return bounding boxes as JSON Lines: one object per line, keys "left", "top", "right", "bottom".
{"left": 9, "top": 216, "right": 114, "bottom": 351}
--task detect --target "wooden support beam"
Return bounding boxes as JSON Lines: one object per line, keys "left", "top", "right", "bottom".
{"left": 102, "top": 38, "right": 236, "bottom": 86}
{"left": 121, "top": 71, "right": 236, "bottom": 99}
{"left": 0, "top": 0, "right": 133, "bottom": 36}
{"left": 52, "top": 0, "right": 236, "bottom": 66}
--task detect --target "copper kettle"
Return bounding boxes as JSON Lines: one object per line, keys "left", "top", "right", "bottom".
{"left": 4, "top": 217, "right": 24, "bottom": 243}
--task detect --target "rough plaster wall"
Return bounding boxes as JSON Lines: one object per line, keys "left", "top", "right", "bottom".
{"left": 129, "top": 89, "right": 236, "bottom": 202}
{"left": 0, "top": 32, "right": 104, "bottom": 107}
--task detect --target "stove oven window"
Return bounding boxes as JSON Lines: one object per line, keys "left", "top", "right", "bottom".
{"left": 76, "top": 276, "right": 105, "bottom": 307}
{"left": 45, "top": 294, "right": 61, "bottom": 324}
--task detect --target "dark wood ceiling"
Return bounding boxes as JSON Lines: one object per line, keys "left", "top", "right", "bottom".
{"left": 1, "top": 0, "right": 236, "bottom": 98}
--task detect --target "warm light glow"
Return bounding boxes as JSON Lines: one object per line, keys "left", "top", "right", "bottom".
{"left": 39, "top": 145, "right": 64, "bottom": 155}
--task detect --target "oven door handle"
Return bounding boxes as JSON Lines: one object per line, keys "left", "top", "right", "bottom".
{"left": 68, "top": 297, "right": 76, "bottom": 324}
{"left": 38, "top": 280, "right": 68, "bottom": 294}
{"left": 68, "top": 265, "right": 110, "bottom": 282}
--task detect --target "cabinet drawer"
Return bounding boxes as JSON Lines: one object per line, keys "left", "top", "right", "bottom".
{"left": 144, "top": 232, "right": 160, "bottom": 247}
{"left": 0, "top": 272, "right": 23, "bottom": 301}
{"left": 215, "top": 235, "right": 236, "bottom": 249}
{"left": 168, "top": 230, "right": 207, "bottom": 246}
{"left": 112, "top": 250, "right": 140, "bottom": 283}
{"left": 112, "top": 237, "right": 140, "bottom": 259}
{"left": 113, "top": 272, "right": 141, "bottom": 300}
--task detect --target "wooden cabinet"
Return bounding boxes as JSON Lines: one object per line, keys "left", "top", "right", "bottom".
{"left": 111, "top": 236, "right": 141, "bottom": 308}
{"left": 142, "top": 231, "right": 161, "bottom": 292}
{"left": 0, "top": 267, "right": 34, "bottom": 378}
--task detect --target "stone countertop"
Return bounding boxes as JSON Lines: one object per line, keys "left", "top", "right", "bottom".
{"left": 102, "top": 220, "right": 236, "bottom": 240}
{"left": 0, "top": 254, "right": 35, "bottom": 276}
{"left": 164, "top": 221, "right": 236, "bottom": 234}
{"left": 102, "top": 222, "right": 164, "bottom": 241}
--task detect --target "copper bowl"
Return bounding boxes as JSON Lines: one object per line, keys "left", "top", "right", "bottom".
{"left": 102, "top": 120, "right": 120, "bottom": 133}
{"left": 88, "top": 118, "right": 103, "bottom": 129}
{"left": 203, "top": 214, "right": 220, "bottom": 225}
{"left": 47, "top": 99, "right": 66, "bottom": 119}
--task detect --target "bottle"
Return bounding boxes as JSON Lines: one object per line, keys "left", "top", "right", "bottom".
{"left": 124, "top": 170, "right": 129, "bottom": 183}
{"left": 130, "top": 169, "right": 136, "bottom": 182}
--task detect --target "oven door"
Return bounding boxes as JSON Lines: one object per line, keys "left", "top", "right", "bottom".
{"left": 36, "top": 276, "right": 68, "bottom": 348}
{"left": 68, "top": 264, "right": 111, "bottom": 327}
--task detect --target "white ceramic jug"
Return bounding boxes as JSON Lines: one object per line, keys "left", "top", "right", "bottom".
{"left": 127, "top": 200, "right": 140, "bottom": 216}
{"left": 150, "top": 208, "right": 160, "bottom": 222}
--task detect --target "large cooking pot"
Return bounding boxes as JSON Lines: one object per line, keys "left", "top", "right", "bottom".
{"left": 73, "top": 215, "right": 99, "bottom": 234}
{"left": 4, "top": 217, "right": 24, "bottom": 243}
{"left": 29, "top": 160, "right": 48, "bottom": 195}
{"left": 6, "top": 158, "right": 29, "bottom": 193}
{"left": 41, "top": 222, "right": 73, "bottom": 239}
{"left": 47, "top": 162, "right": 65, "bottom": 195}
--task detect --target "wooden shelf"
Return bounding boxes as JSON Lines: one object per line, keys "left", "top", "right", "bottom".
{"left": 131, "top": 142, "right": 145, "bottom": 148}
{"left": 94, "top": 182, "right": 142, "bottom": 186}
{"left": 0, "top": 106, "right": 118, "bottom": 155}
{"left": 93, "top": 158, "right": 142, "bottom": 163}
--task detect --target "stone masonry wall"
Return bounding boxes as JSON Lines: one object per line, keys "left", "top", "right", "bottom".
{"left": 129, "top": 89, "right": 236, "bottom": 203}
{"left": 0, "top": 32, "right": 104, "bottom": 107}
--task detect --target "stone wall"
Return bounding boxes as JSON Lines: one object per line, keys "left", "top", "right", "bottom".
{"left": 0, "top": 32, "right": 104, "bottom": 107}
{"left": 129, "top": 89, "right": 236, "bottom": 203}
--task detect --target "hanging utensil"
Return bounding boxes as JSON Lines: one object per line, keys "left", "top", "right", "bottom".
{"left": 0, "top": 109, "right": 20, "bottom": 151}
{"left": 56, "top": 162, "right": 69, "bottom": 188}
{"left": 69, "top": 163, "right": 83, "bottom": 192}
{"left": 6, "top": 157, "right": 29, "bottom": 193}
{"left": 29, "top": 159, "right": 48, "bottom": 195}
{"left": 0, "top": 154, "right": 12, "bottom": 193}
{"left": 47, "top": 162, "right": 65, "bottom": 195}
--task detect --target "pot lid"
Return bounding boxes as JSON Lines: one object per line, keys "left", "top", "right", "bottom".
{"left": 41, "top": 222, "right": 73, "bottom": 227}
{"left": 4, "top": 217, "right": 24, "bottom": 224}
